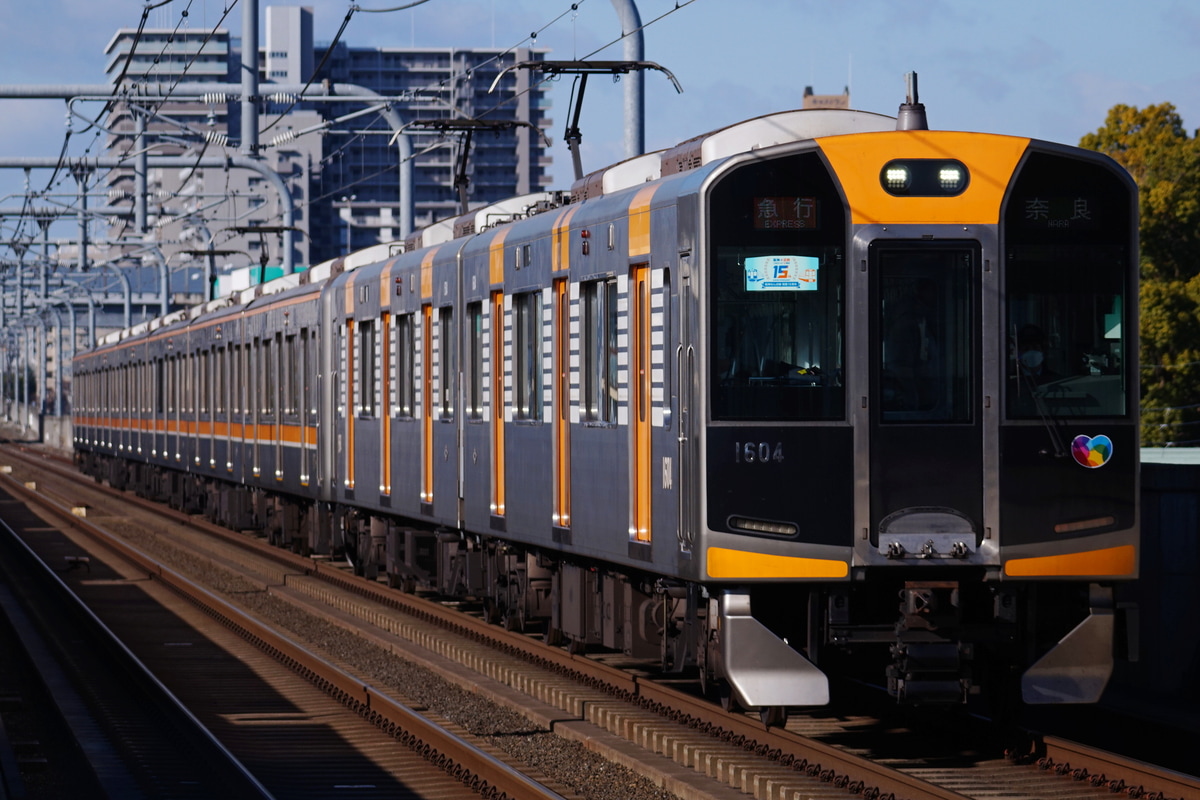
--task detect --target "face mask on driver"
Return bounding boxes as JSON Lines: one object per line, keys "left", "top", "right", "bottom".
{"left": 1020, "top": 349, "right": 1044, "bottom": 370}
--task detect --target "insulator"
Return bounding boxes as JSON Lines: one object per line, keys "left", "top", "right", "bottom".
{"left": 269, "top": 93, "right": 299, "bottom": 104}
{"left": 202, "top": 93, "right": 229, "bottom": 104}
{"left": 270, "top": 131, "right": 298, "bottom": 146}
{"left": 204, "top": 131, "right": 229, "bottom": 146}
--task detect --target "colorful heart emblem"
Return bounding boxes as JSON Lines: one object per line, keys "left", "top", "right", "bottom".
{"left": 1071, "top": 434, "right": 1113, "bottom": 468}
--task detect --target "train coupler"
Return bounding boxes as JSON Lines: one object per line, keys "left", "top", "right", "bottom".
{"left": 887, "top": 641, "right": 971, "bottom": 703}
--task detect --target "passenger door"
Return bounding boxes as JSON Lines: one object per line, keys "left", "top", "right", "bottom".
{"left": 869, "top": 243, "right": 982, "bottom": 551}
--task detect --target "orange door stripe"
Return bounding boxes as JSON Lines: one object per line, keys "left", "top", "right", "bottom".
{"left": 381, "top": 311, "right": 392, "bottom": 495}
{"left": 632, "top": 264, "right": 652, "bottom": 543}
{"left": 491, "top": 292, "right": 505, "bottom": 516}
{"left": 553, "top": 279, "right": 570, "bottom": 527}
{"left": 422, "top": 303, "right": 433, "bottom": 503}
{"left": 346, "top": 318, "right": 356, "bottom": 490}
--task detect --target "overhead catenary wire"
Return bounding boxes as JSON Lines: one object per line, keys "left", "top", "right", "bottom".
{"left": 470, "top": 0, "right": 695, "bottom": 127}
{"left": 10, "top": 0, "right": 698, "bottom": 251}
{"left": 260, "top": 4, "right": 358, "bottom": 136}
{"left": 139, "top": 2, "right": 241, "bottom": 114}
{"left": 352, "top": 0, "right": 435, "bottom": 12}
{"left": 262, "top": 0, "right": 583, "bottom": 142}
{"left": 14, "top": 0, "right": 599, "bottom": 240}
{"left": 268, "top": 0, "right": 602, "bottom": 218}
{"left": 13, "top": 0, "right": 236, "bottom": 258}
{"left": 135, "top": 0, "right": 201, "bottom": 85}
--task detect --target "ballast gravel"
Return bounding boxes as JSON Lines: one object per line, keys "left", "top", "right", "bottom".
{"left": 108, "top": 522, "right": 677, "bottom": 800}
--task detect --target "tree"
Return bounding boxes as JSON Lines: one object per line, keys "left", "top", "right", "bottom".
{"left": 1080, "top": 104, "right": 1200, "bottom": 444}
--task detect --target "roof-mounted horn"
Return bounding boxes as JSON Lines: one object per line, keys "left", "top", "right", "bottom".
{"left": 896, "top": 72, "right": 929, "bottom": 131}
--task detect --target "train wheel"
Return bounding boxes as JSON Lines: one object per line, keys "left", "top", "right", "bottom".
{"left": 718, "top": 681, "right": 739, "bottom": 713}
{"left": 759, "top": 705, "right": 788, "bottom": 729}
{"left": 503, "top": 605, "right": 526, "bottom": 633}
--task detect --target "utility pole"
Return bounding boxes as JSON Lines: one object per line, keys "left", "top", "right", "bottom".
{"left": 610, "top": 0, "right": 646, "bottom": 158}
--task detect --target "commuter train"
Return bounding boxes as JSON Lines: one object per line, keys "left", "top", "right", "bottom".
{"left": 72, "top": 88, "right": 1139, "bottom": 724}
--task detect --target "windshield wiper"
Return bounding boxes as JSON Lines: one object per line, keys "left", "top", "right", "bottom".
{"left": 1019, "top": 370, "right": 1069, "bottom": 458}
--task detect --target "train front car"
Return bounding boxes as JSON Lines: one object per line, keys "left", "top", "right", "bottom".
{"left": 697, "top": 125, "right": 1138, "bottom": 712}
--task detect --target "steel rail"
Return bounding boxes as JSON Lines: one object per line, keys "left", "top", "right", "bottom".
{"left": 0, "top": 467, "right": 570, "bottom": 800}
{"left": 15, "top": 444, "right": 1196, "bottom": 800}
{"left": 1039, "top": 736, "right": 1198, "bottom": 800}
{"left": 0, "top": 493, "right": 275, "bottom": 799}
{"left": 5, "top": 442, "right": 967, "bottom": 800}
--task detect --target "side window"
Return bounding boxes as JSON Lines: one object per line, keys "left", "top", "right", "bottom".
{"left": 515, "top": 291, "right": 543, "bottom": 421}
{"left": 395, "top": 314, "right": 414, "bottom": 418}
{"left": 262, "top": 336, "right": 275, "bottom": 416}
{"left": 198, "top": 351, "right": 208, "bottom": 414}
{"left": 359, "top": 319, "right": 376, "bottom": 417}
{"left": 439, "top": 306, "right": 455, "bottom": 420}
{"left": 240, "top": 342, "right": 249, "bottom": 416}
{"left": 283, "top": 334, "right": 297, "bottom": 416}
{"left": 167, "top": 357, "right": 176, "bottom": 414}
{"left": 582, "top": 279, "right": 618, "bottom": 422}
{"left": 466, "top": 301, "right": 483, "bottom": 420}
{"left": 214, "top": 347, "right": 225, "bottom": 414}
{"left": 339, "top": 323, "right": 349, "bottom": 420}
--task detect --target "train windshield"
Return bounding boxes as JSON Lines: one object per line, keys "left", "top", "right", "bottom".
{"left": 1003, "top": 152, "right": 1134, "bottom": 419}
{"left": 709, "top": 153, "right": 846, "bottom": 421}
{"left": 877, "top": 246, "right": 976, "bottom": 423}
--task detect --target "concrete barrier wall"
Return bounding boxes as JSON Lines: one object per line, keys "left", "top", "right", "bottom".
{"left": 1120, "top": 461, "right": 1200, "bottom": 704}
{"left": 0, "top": 408, "right": 71, "bottom": 454}
{"left": 43, "top": 416, "right": 73, "bottom": 453}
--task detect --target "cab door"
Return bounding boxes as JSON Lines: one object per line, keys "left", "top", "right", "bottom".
{"left": 869, "top": 243, "right": 982, "bottom": 551}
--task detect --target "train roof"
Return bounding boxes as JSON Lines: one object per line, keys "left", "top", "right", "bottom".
{"left": 86, "top": 107, "right": 902, "bottom": 352}
{"left": 571, "top": 108, "right": 897, "bottom": 202}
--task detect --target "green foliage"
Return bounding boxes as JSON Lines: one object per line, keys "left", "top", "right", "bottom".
{"left": 1138, "top": 277, "right": 1200, "bottom": 444}
{"left": 1081, "top": 103, "right": 1200, "bottom": 444}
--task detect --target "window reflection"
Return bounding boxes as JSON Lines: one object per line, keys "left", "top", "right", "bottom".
{"left": 712, "top": 247, "right": 844, "bottom": 420}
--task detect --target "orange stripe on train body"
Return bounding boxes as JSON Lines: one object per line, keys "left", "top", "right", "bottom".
{"left": 1004, "top": 544, "right": 1136, "bottom": 578}
{"left": 628, "top": 185, "right": 657, "bottom": 257}
{"left": 816, "top": 130, "right": 1031, "bottom": 225}
{"left": 706, "top": 546, "right": 849, "bottom": 580}
{"left": 489, "top": 227, "right": 510, "bottom": 285}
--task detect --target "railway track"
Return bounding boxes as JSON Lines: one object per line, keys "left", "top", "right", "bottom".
{"left": 0, "top": 445, "right": 574, "bottom": 800}
{"left": 0, "top": 486, "right": 273, "bottom": 799}
{"left": 2, "top": 440, "right": 1197, "bottom": 800}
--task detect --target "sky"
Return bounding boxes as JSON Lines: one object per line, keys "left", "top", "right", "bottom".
{"left": 0, "top": 0, "right": 1198, "bottom": 232}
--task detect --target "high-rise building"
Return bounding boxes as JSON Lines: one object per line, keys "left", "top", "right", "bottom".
{"left": 265, "top": 6, "right": 552, "bottom": 261}
{"left": 102, "top": 26, "right": 255, "bottom": 299}
{"left": 100, "top": 5, "right": 553, "bottom": 293}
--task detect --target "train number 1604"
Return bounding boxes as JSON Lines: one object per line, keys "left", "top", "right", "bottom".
{"left": 734, "top": 441, "right": 784, "bottom": 464}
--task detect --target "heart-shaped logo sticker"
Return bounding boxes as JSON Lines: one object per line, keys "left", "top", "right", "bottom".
{"left": 1071, "top": 434, "right": 1112, "bottom": 468}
